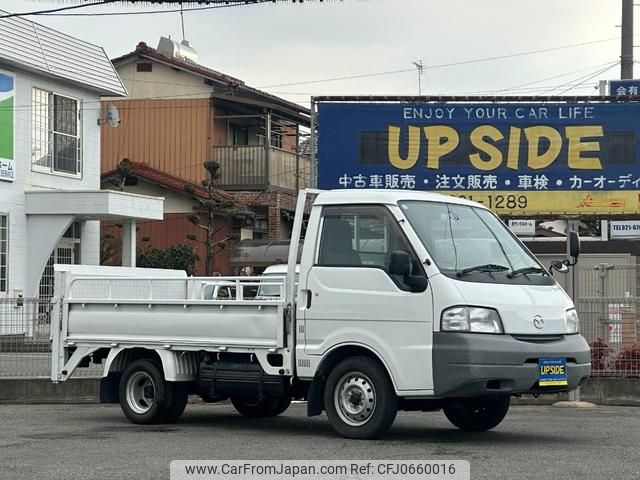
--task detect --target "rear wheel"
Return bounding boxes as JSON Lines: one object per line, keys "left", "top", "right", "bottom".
{"left": 119, "top": 359, "right": 172, "bottom": 424}
{"left": 231, "top": 396, "right": 291, "bottom": 417}
{"left": 324, "top": 356, "right": 397, "bottom": 439}
{"left": 443, "top": 395, "right": 510, "bottom": 431}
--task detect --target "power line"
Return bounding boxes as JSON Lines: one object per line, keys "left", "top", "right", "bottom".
{"left": 0, "top": 57, "right": 624, "bottom": 114}
{"left": 488, "top": 60, "right": 620, "bottom": 95}
{"left": 271, "top": 60, "right": 620, "bottom": 101}
{"left": 272, "top": 85, "right": 597, "bottom": 97}
{"left": 536, "top": 61, "right": 619, "bottom": 96}
{"left": 430, "top": 60, "right": 620, "bottom": 97}
{"left": 260, "top": 60, "right": 619, "bottom": 101}
{"left": 269, "top": 53, "right": 631, "bottom": 101}
{"left": 555, "top": 62, "right": 621, "bottom": 96}
{"left": 258, "top": 36, "right": 623, "bottom": 89}
{"left": 0, "top": 1, "right": 116, "bottom": 18}
{"left": 2, "top": 57, "right": 623, "bottom": 113}
{"left": 0, "top": 0, "right": 323, "bottom": 18}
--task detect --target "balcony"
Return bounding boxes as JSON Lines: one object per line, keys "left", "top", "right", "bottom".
{"left": 213, "top": 145, "right": 310, "bottom": 192}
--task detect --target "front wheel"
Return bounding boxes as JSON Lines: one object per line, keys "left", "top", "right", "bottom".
{"left": 443, "top": 395, "right": 510, "bottom": 431}
{"left": 324, "top": 356, "right": 397, "bottom": 439}
{"left": 231, "top": 396, "right": 291, "bottom": 417}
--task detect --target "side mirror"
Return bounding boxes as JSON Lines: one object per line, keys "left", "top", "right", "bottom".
{"left": 550, "top": 260, "right": 569, "bottom": 275}
{"left": 405, "top": 274, "right": 428, "bottom": 292}
{"left": 569, "top": 230, "right": 580, "bottom": 260}
{"left": 389, "top": 251, "right": 428, "bottom": 292}
{"left": 389, "top": 250, "right": 412, "bottom": 276}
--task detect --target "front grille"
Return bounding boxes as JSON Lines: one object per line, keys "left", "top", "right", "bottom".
{"left": 525, "top": 357, "right": 577, "bottom": 364}
{"left": 512, "top": 334, "right": 564, "bottom": 343}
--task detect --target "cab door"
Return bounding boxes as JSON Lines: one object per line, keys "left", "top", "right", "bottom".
{"left": 302, "top": 204, "right": 434, "bottom": 392}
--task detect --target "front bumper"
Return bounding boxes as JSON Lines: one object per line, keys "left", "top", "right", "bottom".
{"left": 432, "top": 332, "right": 591, "bottom": 398}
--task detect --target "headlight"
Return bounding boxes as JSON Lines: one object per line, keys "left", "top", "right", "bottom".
{"left": 565, "top": 308, "right": 579, "bottom": 334}
{"left": 441, "top": 306, "right": 503, "bottom": 334}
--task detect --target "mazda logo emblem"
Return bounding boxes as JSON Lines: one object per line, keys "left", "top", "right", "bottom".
{"left": 533, "top": 315, "right": 544, "bottom": 329}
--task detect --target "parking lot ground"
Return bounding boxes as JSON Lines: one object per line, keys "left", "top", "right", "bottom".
{"left": 1, "top": 403, "right": 639, "bottom": 480}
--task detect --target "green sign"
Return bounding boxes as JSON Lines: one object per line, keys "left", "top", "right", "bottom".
{"left": 0, "top": 70, "right": 15, "bottom": 182}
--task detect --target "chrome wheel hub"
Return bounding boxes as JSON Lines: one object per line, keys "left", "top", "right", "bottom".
{"left": 126, "top": 371, "right": 156, "bottom": 415}
{"left": 334, "top": 372, "right": 376, "bottom": 426}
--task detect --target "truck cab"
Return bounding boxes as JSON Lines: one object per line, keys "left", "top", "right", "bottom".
{"left": 293, "top": 190, "right": 589, "bottom": 437}
{"left": 255, "top": 264, "right": 300, "bottom": 300}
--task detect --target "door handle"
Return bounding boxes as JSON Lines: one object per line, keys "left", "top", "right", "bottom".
{"left": 305, "top": 289, "right": 312, "bottom": 309}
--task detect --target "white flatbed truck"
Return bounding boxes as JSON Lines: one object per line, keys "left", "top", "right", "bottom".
{"left": 51, "top": 189, "right": 591, "bottom": 439}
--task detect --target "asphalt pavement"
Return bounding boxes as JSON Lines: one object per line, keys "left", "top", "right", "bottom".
{"left": 1, "top": 402, "right": 638, "bottom": 480}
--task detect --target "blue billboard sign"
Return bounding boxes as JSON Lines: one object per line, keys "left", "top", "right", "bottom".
{"left": 316, "top": 102, "right": 640, "bottom": 215}
{"left": 609, "top": 80, "right": 640, "bottom": 96}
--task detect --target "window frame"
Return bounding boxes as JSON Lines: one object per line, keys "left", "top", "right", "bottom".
{"left": 31, "top": 87, "right": 83, "bottom": 178}
{"left": 136, "top": 62, "right": 153, "bottom": 73}
{"left": 315, "top": 204, "right": 426, "bottom": 291}
{"left": 228, "top": 122, "right": 249, "bottom": 146}
{"left": 270, "top": 131, "right": 283, "bottom": 149}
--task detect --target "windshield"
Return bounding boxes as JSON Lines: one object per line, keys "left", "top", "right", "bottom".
{"left": 257, "top": 273, "right": 299, "bottom": 297}
{"left": 399, "top": 201, "right": 541, "bottom": 275}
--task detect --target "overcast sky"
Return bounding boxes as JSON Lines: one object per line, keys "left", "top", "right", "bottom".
{"left": 2, "top": 1, "right": 630, "bottom": 106}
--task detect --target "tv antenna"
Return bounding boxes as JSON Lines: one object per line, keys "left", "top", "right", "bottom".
{"left": 413, "top": 60, "right": 424, "bottom": 95}
{"left": 180, "top": 3, "right": 186, "bottom": 41}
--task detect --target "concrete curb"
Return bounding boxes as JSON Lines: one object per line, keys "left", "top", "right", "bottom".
{"left": 511, "top": 377, "right": 640, "bottom": 407}
{"left": 0, "top": 378, "right": 99, "bottom": 404}
{"left": 552, "top": 401, "right": 597, "bottom": 408}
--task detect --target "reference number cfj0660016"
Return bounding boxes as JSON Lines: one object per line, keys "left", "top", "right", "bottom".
{"left": 170, "top": 460, "right": 471, "bottom": 480}
{"left": 377, "top": 462, "right": 460, "bottom": 476}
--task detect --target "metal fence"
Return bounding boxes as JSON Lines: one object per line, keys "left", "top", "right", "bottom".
{"left": 214, "top": 145, "right": 310, "bottom": 192}
{"left": 0, "top": 297, "right": 101, "bottom": 378}
{"left": 577, "top": 264, "right": 640, "bottom": 377}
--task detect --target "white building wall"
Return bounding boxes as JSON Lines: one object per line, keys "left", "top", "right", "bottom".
{"left": 0, "top": 64, "right": 102, "bottom": 297}
{"left": 112, "top": 60, "right": 211, "bottom": 100}
{"left": 109, "top": 180, "right": 196, "bottom": 214}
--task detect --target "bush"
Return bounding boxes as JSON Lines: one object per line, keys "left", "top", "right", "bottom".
{"left": 589, "top": 338, "right": 613, "bottom": 371}
{"left": 613, "top": 344, "right": 640, "bottom": 377}
{"left": 137, "top": 244, "right": 199, "bottom": 276}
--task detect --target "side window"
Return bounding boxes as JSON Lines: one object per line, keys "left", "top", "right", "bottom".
{"left": 317, "top": 205, "right": 424, "bottom": 290}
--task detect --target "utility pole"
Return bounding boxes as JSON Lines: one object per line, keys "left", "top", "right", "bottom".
{"left": 413, "top": 60, "right": 424, "bottom": 95}
{"left": 621, "top": 0, "right": 634, "bottom": 79}
{"left": 566, "top": 220, "right": 581, "bottom": 402}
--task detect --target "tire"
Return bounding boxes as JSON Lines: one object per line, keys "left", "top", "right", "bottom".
{"left": 163, "top": 382, "right": 189, "bottom": 423}
{"left": 231, "top": 396, "right": 292, "bottom": 417}
{"left": 271, "top": 397, "right": 292, "bottom": 416}
{"left": 324, "top": 356, "right": 397, "bottom": 439}
{"left": 119, "top": 359, "right": 173, "bottom": 425}
{"left": 443, "top": 395, "right": 510, "bottom": 432}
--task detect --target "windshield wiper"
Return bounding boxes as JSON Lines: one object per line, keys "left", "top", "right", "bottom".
{"left": 456, "top": 264, "right": 510, "bottom": 277}
{"left": 507, "top": 266, "right": 548, "bottom": 278}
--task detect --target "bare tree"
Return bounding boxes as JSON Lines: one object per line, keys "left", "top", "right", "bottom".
{"left": 185, "top": 161, "right": 249, "bottom": 276}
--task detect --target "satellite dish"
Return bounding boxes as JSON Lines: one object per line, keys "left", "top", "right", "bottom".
{"left": 106, "top": 103, "right": 120, "bottom": 127}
